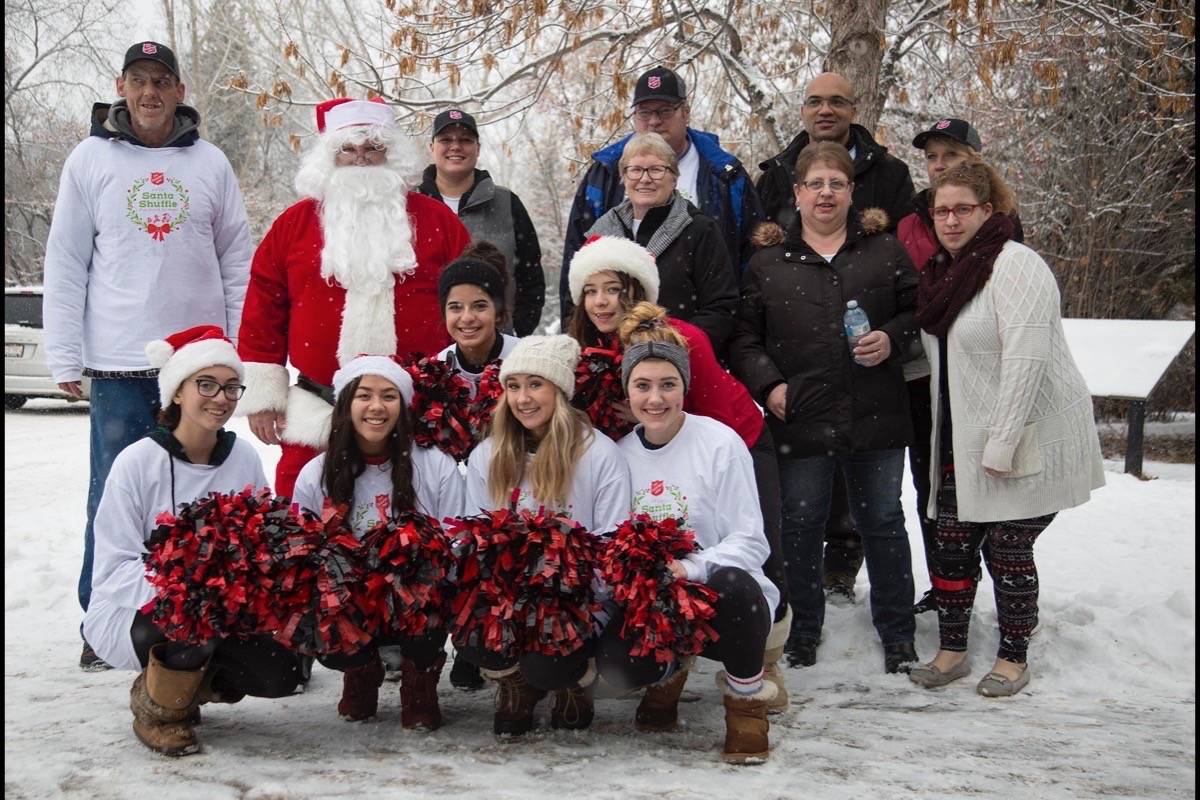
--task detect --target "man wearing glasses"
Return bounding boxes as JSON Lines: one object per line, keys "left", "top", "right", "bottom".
{"left": 42, "top": 42, "right": 253, "bottom": 672}
{"left": 559, "top": 66, "right": 763, "bottom": 320}
{"left": 757, "top": 72, "right": 914, "bottom": 233}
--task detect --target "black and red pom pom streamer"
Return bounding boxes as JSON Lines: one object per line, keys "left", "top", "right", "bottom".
{"left": 447, "top": 508, "right": 602, "bottom": 659}
{"left": 357, "top": 510, "right": 454, "bottom": 638}
{"left": 573, "top": 335, "right": 634, "bottom": 440}
{"left": 599, "top": 515, "right": 719, "bottom": 663}
{"left": 402, "top": 353, "right": 476, "bottom": 460}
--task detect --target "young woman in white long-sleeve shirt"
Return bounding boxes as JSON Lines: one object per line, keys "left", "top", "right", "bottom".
{"left": 462, "top": 334, "right": 631, "bottom": 737}
{"left": 291, "top": 355, "right": 463, "bottom": 729}
{"left": 83, "top": 326, "right": 300, "bottom": 758}
{"left": 596, "top": 304, "right": 778, "bottom": 765}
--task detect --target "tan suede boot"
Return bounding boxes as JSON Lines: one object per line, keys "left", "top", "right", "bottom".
{"left": 130, "top": 644, "right": 207, "bottom": 757}
{"left": 635, "top": 661, "right": 692, "bottom": 733}
{"left": 483, "top": 664, "right": 545, "bottom": 737}
{"left": 721, "top": 681, "right": 776, "bottom": 764}
{"left": 551, "top": 658, "right": 596, "bottom": 730}
{"left": 762, "top": 605, "right": 792, "bottom": 714}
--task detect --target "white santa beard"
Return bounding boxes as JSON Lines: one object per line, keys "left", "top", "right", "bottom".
{"left": 319, "top": 165, "right": 419, "bottom": 365}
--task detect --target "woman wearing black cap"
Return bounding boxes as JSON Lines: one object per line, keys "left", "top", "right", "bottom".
{"left": 436, "top": 240, "right": 521, "bottom": 397}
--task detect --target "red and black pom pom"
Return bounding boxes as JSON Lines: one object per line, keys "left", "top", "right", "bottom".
{"left": 357, "top": 511, "right": 454, "bottom": 638}
{"left": 573, "top": 337, "right": 635, "bottom": 440}
{"left": 447, "top": 508, "right": 602, "bottom": 659}
{"left": 599, "top": 515, "right": 720, "bottom": 663}
{"left": 401, "top": 353, "right": 477, "bottom": 461}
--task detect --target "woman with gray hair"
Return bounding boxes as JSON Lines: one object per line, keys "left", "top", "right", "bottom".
{"left": 586, "top": 132, "right": 738, "bottom": 354}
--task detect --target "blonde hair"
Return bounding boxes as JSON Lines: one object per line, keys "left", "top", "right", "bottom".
{"left": 486, "top": 388, "right": 594, "bottom": 508}
{"left": 922, "top": 134, "right": 980, "bottom": 162}
{"left": 618, "top": 301, "right": 690, "bottom": 349}
{"left": 932, "top": 161, "right": 1016, "bottom": 216}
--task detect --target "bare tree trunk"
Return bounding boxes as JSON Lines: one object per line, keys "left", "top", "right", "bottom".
{"left": 825, "top": 0, "right": 890, "bottom": 134}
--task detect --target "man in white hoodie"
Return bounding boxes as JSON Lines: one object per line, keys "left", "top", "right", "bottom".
{"left": 42, "top": 41, "right": 253, "bottom": 671}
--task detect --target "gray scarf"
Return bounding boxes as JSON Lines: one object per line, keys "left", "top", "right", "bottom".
{"left": 587, "top": 191, "right": 694, "bottom": 257}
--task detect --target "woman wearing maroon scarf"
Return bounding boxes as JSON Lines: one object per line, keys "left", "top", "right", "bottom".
{"left": 910, "top": 162, "right": 1104, "bottom": 697}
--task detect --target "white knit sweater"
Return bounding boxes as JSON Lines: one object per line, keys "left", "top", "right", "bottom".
{"left": 924, "top": 240, "right": 1105, "bottom": 523}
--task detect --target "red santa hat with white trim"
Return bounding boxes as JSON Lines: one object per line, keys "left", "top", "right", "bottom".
{"left": 145, "top": 325, "right": 245, "bottom": 407}
{"left": 315, "top": 97, "right": 395, "bottom": 133}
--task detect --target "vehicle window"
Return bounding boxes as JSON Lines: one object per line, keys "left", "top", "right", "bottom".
{"left": 5, "top": 294, "right": 43, "bottom": 328}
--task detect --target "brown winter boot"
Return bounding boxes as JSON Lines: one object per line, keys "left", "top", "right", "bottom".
{"left": 399, "top": 651, "right": 445, "bottom": 731}
{"left": 337, "top": 655, "right": 385, "bottom": 721}
{"left": 721, "top": 681, "right": 776, "bottom": 764}
{"left": 550, "top": 659, "right": 596, "bottom": 730}
{"left": 762, "top": 605, "right": 793, "bottom": 714}
{"left": 635, "top": 663, "right": 691, "bottom": 733}
{"left": 484, "top": 665, "right": 545, "bottom": 737}
{"left": 130, "top": 644, "right": 207, "bottom": 757}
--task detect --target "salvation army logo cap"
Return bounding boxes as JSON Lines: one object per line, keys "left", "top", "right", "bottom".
{"left": 912, "top": 118, "right": 983, "bottom": 152}
{"left": 632, "top": 66, "right": 686, "bottom": 107}
{"left": 122, "top": 41, "right": 179, "bottom": 78}
{"left": 432, "top": 108, "right": 479, "bottom": 139}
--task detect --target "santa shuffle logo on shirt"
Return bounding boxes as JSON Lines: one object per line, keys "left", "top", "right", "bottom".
{"left": 125, "top": 170, "right": 191, "bottom": 241}
{"left": 633, "top": 479, "right": 688, "bottom": 525}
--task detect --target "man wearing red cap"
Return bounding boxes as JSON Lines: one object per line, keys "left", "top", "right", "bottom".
{"left": 237, "top": 98, "right": 470, "bottom": 497}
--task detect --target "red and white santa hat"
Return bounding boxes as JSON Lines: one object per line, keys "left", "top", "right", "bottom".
{"left": 332, "top": 355, "right": 414, "bottom": 405}
{"left": 145, "top": 325, "right": 244, "bottom": 407}
{"left": 316, "top": 97, "right": 395, "bottom": 134}
{"left": 567, "top": 235, "right": 660, "bottom": 305}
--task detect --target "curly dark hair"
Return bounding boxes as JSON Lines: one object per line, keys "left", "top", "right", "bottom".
{"left": 321, "top": 375, "right": 417, "bottom": 515}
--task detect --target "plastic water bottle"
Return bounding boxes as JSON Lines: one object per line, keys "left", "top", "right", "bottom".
{"left": 843, "top": 300, "right": 870, "bottom": 364}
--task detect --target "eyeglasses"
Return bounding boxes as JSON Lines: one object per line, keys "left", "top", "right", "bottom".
{"left": 931, "top": 203, "right": 986, "bottom": 220}
{"left": 803, "top": 95, "right": 854, "bottom": 110}
{"left": 336, "top": 142, "right": 388, "bottom": 163}
{"left": 192, "top": 379, "right": 246, "bottom": 400}
{"left": 622, "top": 165, "right": 675, "bottom": 180}
{"left": 633, "top": 103, "right": 682, "bottom": 122}
{"left": 799, "top": 179, "right": 850, "bottom": 193}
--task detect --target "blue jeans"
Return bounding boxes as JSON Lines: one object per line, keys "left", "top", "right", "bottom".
{"left": 779, "top": 449, "right": 915, "bottom": 646}
{"left": 79, "top": 377, "right": 159, "bottom": 617}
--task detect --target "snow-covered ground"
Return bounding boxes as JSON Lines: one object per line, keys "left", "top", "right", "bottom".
{"left": 5, "top": 400, "right": 1195, "bottom": 799}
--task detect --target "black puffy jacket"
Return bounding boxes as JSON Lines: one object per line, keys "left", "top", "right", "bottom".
{"left": 729, "top": 209, "right": 918, "bottom": 458}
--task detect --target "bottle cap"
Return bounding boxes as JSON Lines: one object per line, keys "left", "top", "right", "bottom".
{"left": 846, "top": 300, "right": 858, "bottom": 309}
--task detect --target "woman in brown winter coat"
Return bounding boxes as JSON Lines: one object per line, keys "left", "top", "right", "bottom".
{"left": 729, "top": 141, "right": 921, "bottom": 675}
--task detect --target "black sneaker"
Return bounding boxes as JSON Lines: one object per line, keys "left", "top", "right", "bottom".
{"left": 914, "top": 590, "right": 937, "bottom": 615}
{"left": 450, "top": 655, "right": 484, "bottom": 691}
{"left": 884, "top": 642, "right": 919, "bottom": 674}
{"left": 79, "top": 641, "right": 112, "bottom": 672}
{"left": 784, "top": 633, "right": 818, "bottom": 668}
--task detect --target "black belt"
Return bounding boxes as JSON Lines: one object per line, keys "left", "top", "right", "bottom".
{"left": 297, "top": 374, "right": 335, "bottom": 405}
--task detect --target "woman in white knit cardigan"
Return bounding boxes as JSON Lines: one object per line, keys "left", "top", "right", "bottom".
{"left": 907, "top": 162, "right": 1104, "bottom": 697}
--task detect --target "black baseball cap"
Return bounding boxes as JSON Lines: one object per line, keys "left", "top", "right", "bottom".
{"left": 122, "top": 41, "right": 179, "bottom": 78}
{"left": 432, "top": 109, "right": 479, "bottom": 139}
{"left": 632, "top": 67, "right": 687, "bottom": 106}
{"left": 913, "top": 118, "right": 982, "bottom": 151}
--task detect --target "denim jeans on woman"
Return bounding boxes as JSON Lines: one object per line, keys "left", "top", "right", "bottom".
{"left": 778, "top": 448, "right": 916, "bottom": 647}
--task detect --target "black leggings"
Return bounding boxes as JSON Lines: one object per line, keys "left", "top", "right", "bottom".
{"left": 454, "top": 639, "right": 595, "bottom": 692}
{"left": 596, "top": 566, "right": 772, "bottom": 690}
{"left": 130, "top": 613, "right": 300, "bottom": 698}
{"left": 750, "top": 427, "right": 789, "bottom": 621}
{"left": 318, "top": 629, "right": 448, "bottom": 672}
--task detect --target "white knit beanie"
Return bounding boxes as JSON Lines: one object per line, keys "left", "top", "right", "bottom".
{"left": 332, "top": 355, "right": 415, "bottom": 405}
{"left": 498, "top": 335, "right": 581, "bottom": 400}
{"left": 145, "top": 325, "right": 244, "bottom": 407}
{"left": 567, "top": 236, "right": 660, "bottom": 305}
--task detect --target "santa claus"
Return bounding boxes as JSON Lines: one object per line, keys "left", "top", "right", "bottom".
{"left": 237, "top": 98, "right": 470, "bottom": 496}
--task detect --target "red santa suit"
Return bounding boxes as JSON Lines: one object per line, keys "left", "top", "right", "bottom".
{"left": 237, "top": 192, "right": 469, "bottom": 495}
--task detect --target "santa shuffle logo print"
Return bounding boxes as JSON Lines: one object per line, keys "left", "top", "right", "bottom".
{"left": 126, "top": 171, "right": 190, "bottom": 241}
{"left": 633, "top": 478, "right": 688, "bottom": 524}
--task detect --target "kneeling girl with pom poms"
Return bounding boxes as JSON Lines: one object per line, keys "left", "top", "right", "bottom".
{"left": 599, "top": 305, "right": 780, "bottom": 764}
{"left": 292, "top": 355, "right": 464, "bottom": 728}
{"left": 461, "top": 334, "right": 630, "bottom": 736}
{"left": 83, "top": 325, "right": 302, "bottom": 757}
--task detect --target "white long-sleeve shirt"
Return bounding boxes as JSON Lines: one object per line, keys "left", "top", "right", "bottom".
{"left": 43, "top": 135, "right": 252, "bottom": 381}
{"left": 618, "top": 413, "right": 779, "bottom": 618}
{"left": 291, "top": 446, "right": 465, "bottom": 536}
{"left": 435, "top": 334, "right": 520, "bottom": 398}
{"left": 82, "top": 434, "right": 267, "bottom": 670}
{"left": 465, "top": 432, "right": 631, "bottom": 535}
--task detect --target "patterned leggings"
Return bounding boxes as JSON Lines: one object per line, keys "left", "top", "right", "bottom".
{"left": 931, "top": 468, "right": 1055, "bottom": 663}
